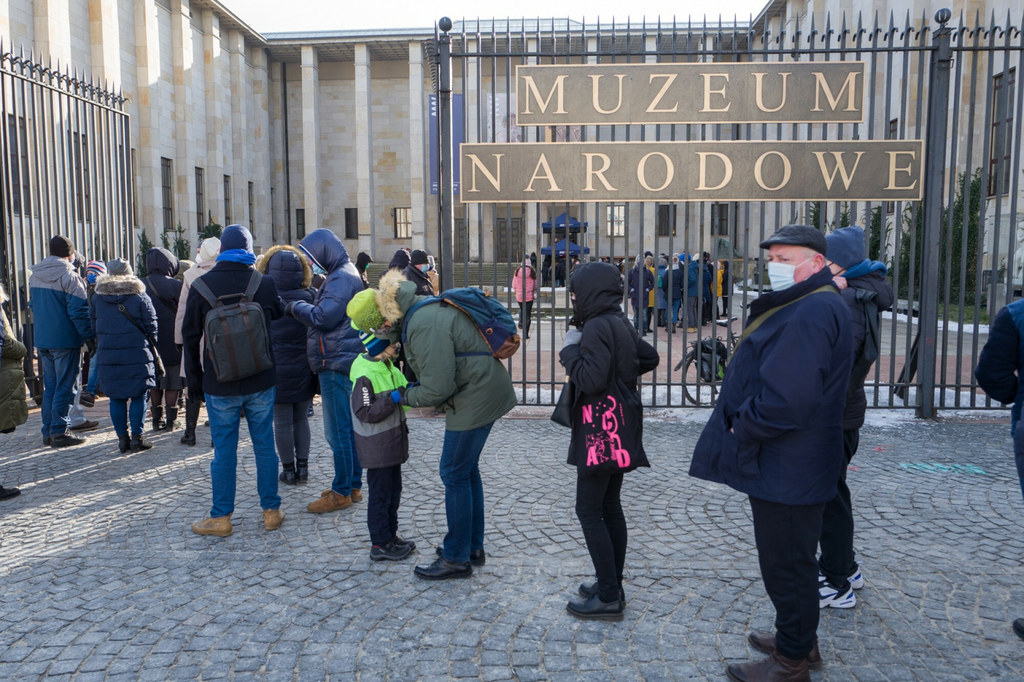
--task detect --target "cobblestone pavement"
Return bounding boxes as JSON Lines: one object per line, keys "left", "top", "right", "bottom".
{"left": 1, "top": 402, "right": 1022, "bottom": 680}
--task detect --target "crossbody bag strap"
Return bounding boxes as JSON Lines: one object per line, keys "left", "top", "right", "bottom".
{"left": 734, "top": 285, "right": 836, "bottom": 353}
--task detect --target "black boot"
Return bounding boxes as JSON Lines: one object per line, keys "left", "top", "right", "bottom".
{"left": 295, "top": 459, "right": 309, "bottom": 484}
{"left": 279, "top": 462, "right": 298, "bottom": 485}
{"left": 151, "top": 405, "right": 164, "bottom": 431}
{"left": 118, "top": 434, "right": 131, "bottom": 453}
{"left": 131, "top": 434, "right": 153, "bottom": 451}
{"left": 180, "top": 396, "right": 200, "bottom": 445}
{"left": 163, "top": 407, "right": 179, "bottom": 432}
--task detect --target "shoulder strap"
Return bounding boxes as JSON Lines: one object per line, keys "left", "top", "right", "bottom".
{"left": 189, "top": 277, "right": 218, "bottom": 308}
{"left": 116, "top": 302, "right": 157, "bottom": 347}
{"left": 734, "top": 285, "right": 835, "bottom": 353}
{"left": 243, "top": 271, "right": 262, "bottom": 302}
{"left": 400, "top": 296, "right": 440, "bottom": 345}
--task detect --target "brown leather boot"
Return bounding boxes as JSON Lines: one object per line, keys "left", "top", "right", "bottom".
{"left": 747, "top": 631, "right": 822, "bottom": 670}
{"left": 726, "top": 651, "right": 810, "bottom": 682}
{"left": 307, "top": 490, "right": 352, "bottom": 514}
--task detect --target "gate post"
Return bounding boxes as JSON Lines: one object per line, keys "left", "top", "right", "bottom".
{"left": 917, "top": 8, "right": 953, "bottom": 418}
{"left": 436, "top": 17, "right": 455, "bottom": 292}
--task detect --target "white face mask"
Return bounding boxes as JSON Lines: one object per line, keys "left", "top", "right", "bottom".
{"left": 767, "top": 256, "right": 812, "bottom": 291}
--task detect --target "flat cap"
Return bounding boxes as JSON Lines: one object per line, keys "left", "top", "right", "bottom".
{"left": 759, "top": 224, "right": 827, "bottom": 255}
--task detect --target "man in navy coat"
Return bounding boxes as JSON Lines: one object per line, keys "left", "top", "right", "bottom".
{"left": 690, "top": 225, "right": 852, "bottom": 682}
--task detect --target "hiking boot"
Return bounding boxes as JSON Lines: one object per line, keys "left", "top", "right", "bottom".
{"left": 747, "top": 631, "right": 822, "bottom": 670}
{"left": 392, "top": 536, "right": 416, "bottom": 552}
{"left": 70, "top": 419, "right": 99, "bottom": 432}
{"left": 350, "top": 488, "right": 363, "bottom": 503}
{"left": 263, "top": 508, "right": 285, "bottom": 531}
{"left": 130, "top": 434, "right": 153, "bottom": 452}
{"left": 191, "top": 515, "right": 232, "bottom": 537}
{"left": 51, "top": 432, "right": 87, "bottom": 448}
{"left": 727, "top": 651, "right": 810, "bottom": 682}
{"left": 307, "top": 490, "right": 352, "bottom": 514}
{"left": 117, "top": 435, "right": 132, "bottom": 453}
{"left": 371, "top": 540, "right": 413, "bottom": 561}
{"left": 819, "top": 579, "right": 856, "bottom": 609}
{"left": 295, "top": 460, "right": 308, "bottom": 483}
{"left": 79, "top": 392, "right": 96, "bottom": 408}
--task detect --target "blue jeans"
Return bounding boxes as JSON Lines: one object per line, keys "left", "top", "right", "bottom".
{"left": 319, "top": 370, "right": 363, "bottom": 495}
{"left": 205, "top": 387, "right": 281, "bottom": 517}
{"left": 671, "top": 300, "right": 681, "bottom": 325}
{"left": 86, "top": 357, "right": 99, "bottom": 394}
{"left": 39, "top": 347, "right": 82, "bottom": 437}
{"left": 1014, "top": 424, "right": 1024, "bottom": 500}
{"left": 109, "top": 393, "right": 147, "bottom": 436}
{"left": 439, "top": 423, "right": 494, "bottom": 563}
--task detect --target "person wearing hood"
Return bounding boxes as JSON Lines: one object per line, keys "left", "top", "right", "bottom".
{"left": 347, "top": 269, "right": 517, "bottom": 581}
{"left": 182, "top": 225, "right": 284, "bottom": 537}
{"left": 285, "top": 227, "right": 365, "bottom": 514}
{"left": 402, "top": 249, "right": 434, "bottom": 297}
{"left": 511, "top": 256, "right": 538, "bottom": 339}
{"left": 355, "top": 252, "right": 373, "bottom": 290}
{"left": 559, "top": 262, "right": 659, "bottom": 620}
{"left": 90, "top": 259, "right": 157, "bottom": 453}
{"left": 816, "top": 226, "right": 894, "bottom": 610}
{"left": 386, "top": 248, "right": 411, "bottom": 276}
{"left": 29, "top": 235, "right": 97, "bottom": 448}
{"left": 143, "top": 247, "right": 184, "bottom": 431}
{"left": 175, "top": 237, "right": 220, "bottom": 446}
{"left": 690, "top": 225, "right": 852, "bottom": 681}
{"left": 257, "top": 245, "right": 317, "bottom": 486}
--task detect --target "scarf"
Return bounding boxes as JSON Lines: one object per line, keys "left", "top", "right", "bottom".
{"left": 217, "top": 249, "right": 257, "bottom": 266}
{"left": 843, "top": 259, "right": 887, "bottom": 280}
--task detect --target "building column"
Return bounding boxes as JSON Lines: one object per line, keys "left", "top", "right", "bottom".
{"left": 171, "top": 0, "right": 195, "bottom": 245}
{"left": 354, "top": 43, "right": 372, "bottom": 247}
{"left": 464, "top": 38, "right": 479, "bottom": 258}
{"left": 34, "top": 0, "right": 71, "bottom": 65}
{"left": 132, "top": 0, "right": 161, "bottom": 242}
{"left": 301, "top": 44, "right": 321, "bottom": 232}
{"left": 228, "top": 31, "right": 248, "bottom": 233}
{"left": 88, "top": 0, "right": 121, "bottom": 87}
{"left": 202, "top": 10, "right": 224, "bottom": 226}
{"left": 408, "top": 41, "right": 426, "bottom": 250}
{"left": 250, "top": 48, "right": 272, "bottom": 245}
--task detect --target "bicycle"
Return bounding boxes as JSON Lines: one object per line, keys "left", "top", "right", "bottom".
{"left": 675, "top": 318, "right": 740, "bottom": 406}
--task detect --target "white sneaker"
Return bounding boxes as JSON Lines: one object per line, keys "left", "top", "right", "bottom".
{"left": 819, "top": 580, "right": 857, "bottom": 609}
{"left": 848, "top": 563, "right": 865, "bottom": 590}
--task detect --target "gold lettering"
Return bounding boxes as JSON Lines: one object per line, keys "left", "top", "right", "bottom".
{"left": 590, "top": 74, "right": 626, "bottom": 115}
{"left": 753, "top": 151, "right": 792, "bottom": 191}
{"left": 700, "top": 74, "right": 731, "bottom": 113}
{"left": 695, "top": 152, "right": 733, "bottom": 191}
{"left": 812, "top": 72, "right": 860, "bottom": 112}
{"left": 885, "top": 151, "right": 918, "bottom": 191}
{"left": 753, "top": 72, "right": 790, "bottom": 113}
{"left": 464, "top": 153, "right": 503, "bottom": 193}
{"left": 646, "top": 74, "right": 679, "bottom": 113}
{"left": 520, "top": 75, "right": 568, "bottom": 115}
{"left": 583, "top": 153, "right": 617, "bottom": 191}
{"left": 524, "top": 154, "right": 562, "bottom": 192}
{"left": 637, "top": 152, "right": 674, "bottom": 192}
{"left": 813, "top": 151, "right": 865, "bottom": 190}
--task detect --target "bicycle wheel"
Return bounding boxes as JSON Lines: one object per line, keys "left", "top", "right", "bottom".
{"left": 683, "top": 350, "right": 724, "bottom": 406}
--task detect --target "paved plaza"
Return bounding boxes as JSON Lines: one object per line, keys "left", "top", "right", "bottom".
{"left": 1, "top": 401, "right": 1023, "bottom": 680}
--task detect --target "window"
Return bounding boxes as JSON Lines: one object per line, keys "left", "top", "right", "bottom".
{"left": 295, "top": 208, "right": 305, "bottom": 239}
{"left": 711, "top": 203, "right": 730, "bottom": 236}
{"left": 195, "top": 167, "right": 205, "bottom": 231}
{"left": 6, "top": 116, "right": 31, "bottom": 216}
{"left": 606, "top": 204, "right": 625, "bottom": 237}
{"left": 160, "top": 157, "right": 174, "bottom": 231}
{"left": 248, "top": 181, "right": 254, "bottom": 226}
{"left": 886, "top": 119, "right": 899, "bottom": 213}
{"left": 70, "top": 131, "right": 90, "bottom": 222}
{"left": 223, "top": 175, "right": 232, "bottom": 224}
{"left": 656, "top": 203, "right": 676, "bottom": 237}
{"left": 989, "top": 68, "right": 1016, "bottom": 196}
{"left": 394, "top": 207, "right": 412, "bottom": 239}
{"left": 344, "top": 208, "right": 358, "bottom": 240}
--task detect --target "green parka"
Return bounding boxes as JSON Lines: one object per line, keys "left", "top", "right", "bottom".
{"left": 377, "top": 270, "right": 516, "bottom": 431}
{"left": 0, "top": 305, "right": 29, "bottom": 432}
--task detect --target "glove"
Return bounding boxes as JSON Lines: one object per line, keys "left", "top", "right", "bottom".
{"left": 284, "top": 300, "right": 298, "bottom": 317}
{"left": 84, "top": 337, "right": 97, "bottom": 357}
{"left": 562, "top": 328, "right": 582, "bottom": 348}
{"left": 390, "top": 387, "right": 406, "bottom": 404}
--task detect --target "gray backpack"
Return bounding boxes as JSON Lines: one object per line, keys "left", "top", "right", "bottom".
{"left": 190, "top": 271, "right": 274, "bottom": 382}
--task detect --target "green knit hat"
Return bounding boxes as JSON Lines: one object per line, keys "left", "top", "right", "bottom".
{"left": 347, "top": 288, "right": 385, "bottom": 332}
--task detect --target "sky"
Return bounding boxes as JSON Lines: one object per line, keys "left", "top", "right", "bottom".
{"left": 227, "top": 0, "right": 770, "bottom": 34}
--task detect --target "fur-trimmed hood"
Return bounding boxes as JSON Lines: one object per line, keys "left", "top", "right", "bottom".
{"left": 258, "top": 244, "right": 312, "bottom": 291}
{"left": 95, "top": 274, "right": 146, "bottom": 296}
{"left": 376, "top": 268, "right": 413, "bottom": 323}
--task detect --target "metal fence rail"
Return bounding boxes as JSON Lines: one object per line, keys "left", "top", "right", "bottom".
{"left": 434, "top": 10, "right": 1023, "bottom": 413}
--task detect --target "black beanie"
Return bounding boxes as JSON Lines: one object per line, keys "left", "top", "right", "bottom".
{"left": 410, "top": 249, "right": 429, "bottom": 266}
{"left": 49, "top": 235, "right": 75, "bottom": 258}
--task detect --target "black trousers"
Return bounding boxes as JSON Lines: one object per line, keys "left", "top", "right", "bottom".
{"left": 518, "top": 300, "right": 534, "bottom": 337}
{"left": 749, "top": 496, "right": 825, "bottom": 660}
{"left": 818, "top": 429, "right": 859, "bottom": 586}
{"left": 366, "top": 465, "right": 402, "bottom": 546}
{"left": 575, "top": 473, "right": 626, "bottom": 602}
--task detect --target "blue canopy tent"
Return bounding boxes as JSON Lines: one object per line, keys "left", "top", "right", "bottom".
{"left": 540, "top": 239, "right": 590, "bottom": 256}
{"left": 541, "top": 212, "right": 588, "bottom": 232}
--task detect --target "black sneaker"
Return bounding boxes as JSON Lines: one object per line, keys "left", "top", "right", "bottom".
{"left": 51, "top": 432, "right": 87, "bottom": 448}
{"left": 370, "top": 540, "right": 413, "bottom": 561}
{"left": 392, "top": 536, "right": 417, "bottom": 552}
{"left": 79, "top": 392, "right": 96, "bottom": 408}
{"left": 70, "top": 419, "right": 99, "bottom": 432}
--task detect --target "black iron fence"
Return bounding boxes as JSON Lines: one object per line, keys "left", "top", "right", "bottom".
{"left": 433, "top": 10, "right": 1023, "bottom": 415}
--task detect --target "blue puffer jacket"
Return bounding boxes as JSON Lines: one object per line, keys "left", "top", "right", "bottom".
{"left": 258, "top": 245, "right": 317, "bottom": 404}
{"left": 90, "top": 275, "right": 158, "bottom": 400}
{"left": 29, "top": 256, "right": 93, "bottom": 349}
{"left": 976, "top": 299, "right": 1024, "bottom": 435}
{"left": 143, "top": 248, "right": 183, "bottom": 368}
{"left": 289, "top": 228, "right": 364, "bottom": 375}
{"left": 690, "top": 268, "right": 853, "bottom": 505}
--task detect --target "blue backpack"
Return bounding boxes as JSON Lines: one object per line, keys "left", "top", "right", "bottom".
{"left": 402, "top": 288, "right": 520, "bottom": 359}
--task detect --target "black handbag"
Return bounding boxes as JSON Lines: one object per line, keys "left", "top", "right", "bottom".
{"left": 117, "top": 303, "right": 166, "bottom": 380}
{"left": 551, "top": 376, "right": 573, "bottom": 427}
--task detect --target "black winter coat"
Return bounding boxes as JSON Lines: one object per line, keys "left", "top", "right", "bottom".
{"left": 259, "top": 246, "right": 317, "bottom": 404}
{"left": 91, "top": 275, "right": 158, "bottom": 400}
{"left": 143, "top": 248, "right": 183, "bottom": 368}
{"left": 402, "top": 264, "right": 434, "bottom": 296}
{"left": 181, "top": 261, "right": 283, "bottom": 397}
{"left": 839, "top": 269, "right": 894, "bottom": 430}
